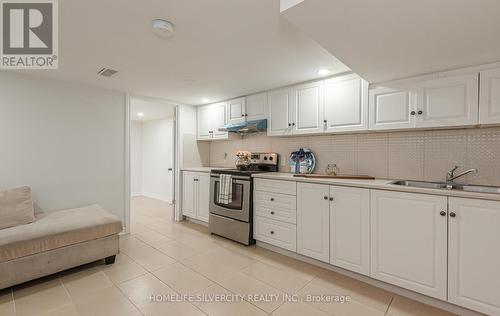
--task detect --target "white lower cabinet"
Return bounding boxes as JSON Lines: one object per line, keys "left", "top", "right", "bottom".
{"left": 329, "top": 186, "right": 370, "bottom": 276}
{"left": 297, "top": 182, "right": 330, "bottom": 263}
{"left": 254, "top": 179, "right": 297, "bottom": 251}
{"left": 448, "top": 197, "right": 500, "bottom": 316}
{"left": 370, "top": 190, "right": 448, "bottom": 299}
{"left": 181, "top": 171, "right": 210, "bottom": 223}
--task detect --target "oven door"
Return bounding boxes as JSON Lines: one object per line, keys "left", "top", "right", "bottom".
{"left": 209, "top": 175, "right": 251, "bottom": 222}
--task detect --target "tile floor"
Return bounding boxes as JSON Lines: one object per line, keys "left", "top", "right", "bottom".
{"left": 0, "top": 196, "right": 457, "bottom": 316}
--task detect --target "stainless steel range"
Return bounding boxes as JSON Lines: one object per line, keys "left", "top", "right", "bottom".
{"left": 209, "top": 152, "right": 279, "bottom": 245}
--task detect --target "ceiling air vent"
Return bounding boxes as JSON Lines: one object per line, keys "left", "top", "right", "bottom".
{"left": 97, "top": 68, "right": 118, "bottom": 77}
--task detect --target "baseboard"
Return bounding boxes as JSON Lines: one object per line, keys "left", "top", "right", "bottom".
{"left": 256, "top": 241, "right": 481, "bottom": 316}
{"left": 185, "top": 216, "right": 209, "bottom": 227}
{"left": 131, "top": 192, "right": 142, "bottom": 197}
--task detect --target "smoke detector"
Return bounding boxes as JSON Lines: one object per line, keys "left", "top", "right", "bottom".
{"left": 97, "top": 68, "right": 118, "bottom": 77}
{"left": 151, "top": 19, "right": 175, "bottom": 38}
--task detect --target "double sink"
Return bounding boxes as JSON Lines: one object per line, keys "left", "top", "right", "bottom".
{"left": 391, "top": 180, "right": 500, "bottom": 195}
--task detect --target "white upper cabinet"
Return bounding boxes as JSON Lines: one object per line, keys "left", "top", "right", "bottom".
{"left": 324, "top": 74, "right": 369, "bottom": 132}
{"left": 369, "top": 86, "right": 417, "bottom": 130}
{"left": 245, "top": 92, "right": 268, "bottom": 121}
{"left": 479, "top": 67, "right": 500, "bottom": 125}
{"left": 226, "top": 97, "right": 246, "bottom": 125}
{"left": 268, "top": 87, "right": 294, "bottom": 136}
{"left": 292, "top": 80, "right": 324, "bottom": 135}
{"left": 370, "top": 190, "right": 447, "bottom": 299}
{"left": 448, "top": 197, "right": 500, "bottom": 316}
{"left": 414, "top": 74, "right": 479, "bottom": 128}
{"left": 297, "top": 182, "right": 330, "bottom": 263}
{"left": 197, "top": 102, "right": 228, "bottom": 141}
{"left": 329, "top": 186, "right": 370, "bottom": 276}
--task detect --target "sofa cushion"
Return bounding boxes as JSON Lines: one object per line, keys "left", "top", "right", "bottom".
{"left": 0, "top": 204, "right": 122, "bottom": 263}
{"left": 0, "top": 186, "right": 35, "bottom": 230}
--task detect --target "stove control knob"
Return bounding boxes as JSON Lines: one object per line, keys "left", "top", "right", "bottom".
{"left": 269, "top": 156, "right": 273, "bottom": 161}
{"left": 264, "top": 156, "right": 268, "bottom": 160}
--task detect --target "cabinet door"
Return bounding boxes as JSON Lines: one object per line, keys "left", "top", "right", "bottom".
{"left": 210, "top": 102, "right": 228, "bottom": 140}
{"left": 227, "top": 97, "right": 246, "bottom": 124}
{"left": 182, "top": 172, "right": 197, "bottom": 218}
{"left": 324, "top": 75, "right": 369, "bottom": 132}
{"left": 197, "top": 173, "right": 210, "bottom": 222}
{"left": 479, "top": 67, "right": 500, "bottom": 125}
{"left": 329, "top": 186, "right": 370, "bottom": 276}
{"left": 297, "top": 182, "right": 330, "bottom": 262}
{"left": 415, "top": 74, "right": 479, "bottom": 128}
{"left": 369, "top": 86, "right": 416, "bottom": 130}
{"left": 197, "top": 105, "right": 212, "bottom": 140}
{"left": 245, "top": 92, "right": 267, "bottom": 121}
{"left": 268, "top": 88, "right": 293, "bottom": 136}
{"left": 292, "top": 80, "right": 324, "bottom": 135}
{"left": 370, "top": 190, "right": 447, "bottom": 299}
{"left": 448, "top": 197, "right": 500, "bottom": 316}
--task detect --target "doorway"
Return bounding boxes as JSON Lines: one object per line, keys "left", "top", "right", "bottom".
{"left": 128, "top": 96, "right": 177, "bottom": 227}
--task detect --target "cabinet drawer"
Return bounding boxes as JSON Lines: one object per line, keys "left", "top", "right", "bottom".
{"left": 254, "top": 216, "right": 296, "bottom": 252}
{"left": 254, "top": 191, "right": 296, "bottom": 210}
{"left": 254, "top": 204, "right": 296, "bottom": 224}
{"left": 254, "top": 179, "right": 296, "bottom": 195}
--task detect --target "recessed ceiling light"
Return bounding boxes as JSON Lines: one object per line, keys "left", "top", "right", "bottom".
{"left": 318, "top": 68, "right": 330, "bottom": 76}
{"left": 151, "top": 19, "right": 175, "bottom": 38}
{"left": 202, "top": 98, "right": 210, "bottom": 103}
{"left": 137, "top": 112, "right": 144, "bottom": 117}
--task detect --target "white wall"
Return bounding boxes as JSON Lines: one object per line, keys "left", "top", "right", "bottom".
{"left": 130, "top": 121, "right": 143, "bottom": 196}
{"left": 0, "top": 72, "right": 126, "bottom": 221}
{"left": 141, "top": 118, "right": 174, "bottom": 202}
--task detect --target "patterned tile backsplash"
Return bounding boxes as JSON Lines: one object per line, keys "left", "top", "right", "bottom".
{"left": 206, "top": 127, "right": 500, "bottom": 186}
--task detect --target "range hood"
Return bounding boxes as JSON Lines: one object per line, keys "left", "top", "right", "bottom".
{"left": 220, "top": 119, "right": 267, "bottom": 135}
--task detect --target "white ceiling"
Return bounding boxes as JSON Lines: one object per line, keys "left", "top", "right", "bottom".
{"left": 130, "top": 97, "right": 175, "bottom": 121}
{"left": 18, "top": 0, "right": 349, "bottom": 105}
{"left": 283, "top": 0, "right": 500, "bottom": 83}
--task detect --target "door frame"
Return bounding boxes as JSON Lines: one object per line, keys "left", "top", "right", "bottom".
{"left": 124, "top": 94, "right": 181, "bottom": 233}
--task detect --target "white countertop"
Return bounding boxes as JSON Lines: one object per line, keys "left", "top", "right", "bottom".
{"left": 181, "top": 167, "right": 231, "bottom": 173}
{"left": 252, "top": 172, "right": 500, "bottom": 201}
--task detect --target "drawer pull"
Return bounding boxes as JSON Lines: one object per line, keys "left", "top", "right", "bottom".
{"left": 270, "top": 197, "right": 275, "bottom": 201}
{"left": 323, "top": 196, "right": 328, "bottom": 200}
{"left": 270, "top": 211, "right": 275, "bottom": 215}
{"left": 270, "top": 231, "right": 275, "bottom": 235}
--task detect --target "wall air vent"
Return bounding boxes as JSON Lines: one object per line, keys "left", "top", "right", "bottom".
{"left": 97, "top": 68, "right": 118, "bottom": 77}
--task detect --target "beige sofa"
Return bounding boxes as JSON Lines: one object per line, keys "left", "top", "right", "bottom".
{"left": 0, "top": 188, "right": 122, "bottom": 289}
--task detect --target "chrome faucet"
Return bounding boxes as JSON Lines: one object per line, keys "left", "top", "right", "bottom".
{"left": 446, "top": 166, "right": 478, "bottom": 183}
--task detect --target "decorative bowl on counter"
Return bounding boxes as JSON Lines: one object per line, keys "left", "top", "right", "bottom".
{"left": 289, "top": 148, "right": 316, "bottom": 174}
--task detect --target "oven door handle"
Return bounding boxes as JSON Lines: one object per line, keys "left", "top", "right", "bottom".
{"left": 210, "top": 175, "right": 251, "bottom": 181}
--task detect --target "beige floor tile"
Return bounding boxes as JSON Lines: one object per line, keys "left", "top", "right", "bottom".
{"left": 218, "top": 271, "right": 286, "bottom": 313}
{"left": 154, "top": 241, "right": 200, "bottom": 260}
{"left": 132, "top": 229, "right": 175, "bottom": 247}
{"left": 387, "top": 295, "right": 457, "bottom": 316}
{"left": 241, "top": 261, "right": 313, "bottom": 294}
{"left": 181, "top": 253, "right": 240, "bottom": 283}
{"left": 118, "top": 273, "right": 204, "bottom": 316}
{"left": 40, "top": 304, "right": 80, "bottom": 316}
{"left": 0, "top": 289, "right": 15, "bottom": 316}
{"left": 272, "top": 301, "right": 330, "bottom": 316}
{"left": 178, "top": 234, "right": 227, "bottom": 254}
{"left": 258, "top": 251, "right": 323, "bottom": 278}
{"left": 13, "top": 278, "right": 72, "bottom": 316}
{"left": 193, "top": 284, "right": 268, "bottom": 316}
{"left": 298, "top": 282, "right": 385, "bottom": 316}
{"left": 101, "top": 255, "right": 148, "bottom": 284}
{"left": 61, "top": 267, "right": 114, "bottom": 301}
{"left": 124, "top": 242, "right": 177, "bottom": 271}
{"left": 73, "top": 286, "right": 141, "bottom": 316}
{"left": 310, "top": 270, "right": 393, "bottom": 312}
{"left": 153, "top": 262, "right": 214, "bottom": 294}
{"left": 220, "top": 242, "right": 273, "bottom": 261}
{"left": 205, "top": 247, "right": 257, "bottom": 270}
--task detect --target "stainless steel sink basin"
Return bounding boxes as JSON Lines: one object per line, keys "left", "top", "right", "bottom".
{"left": 391, "top": 180, "right": 449, "bottom": 189}
{"left": 391, "top": 180, "right": 500, "bottom": 195}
